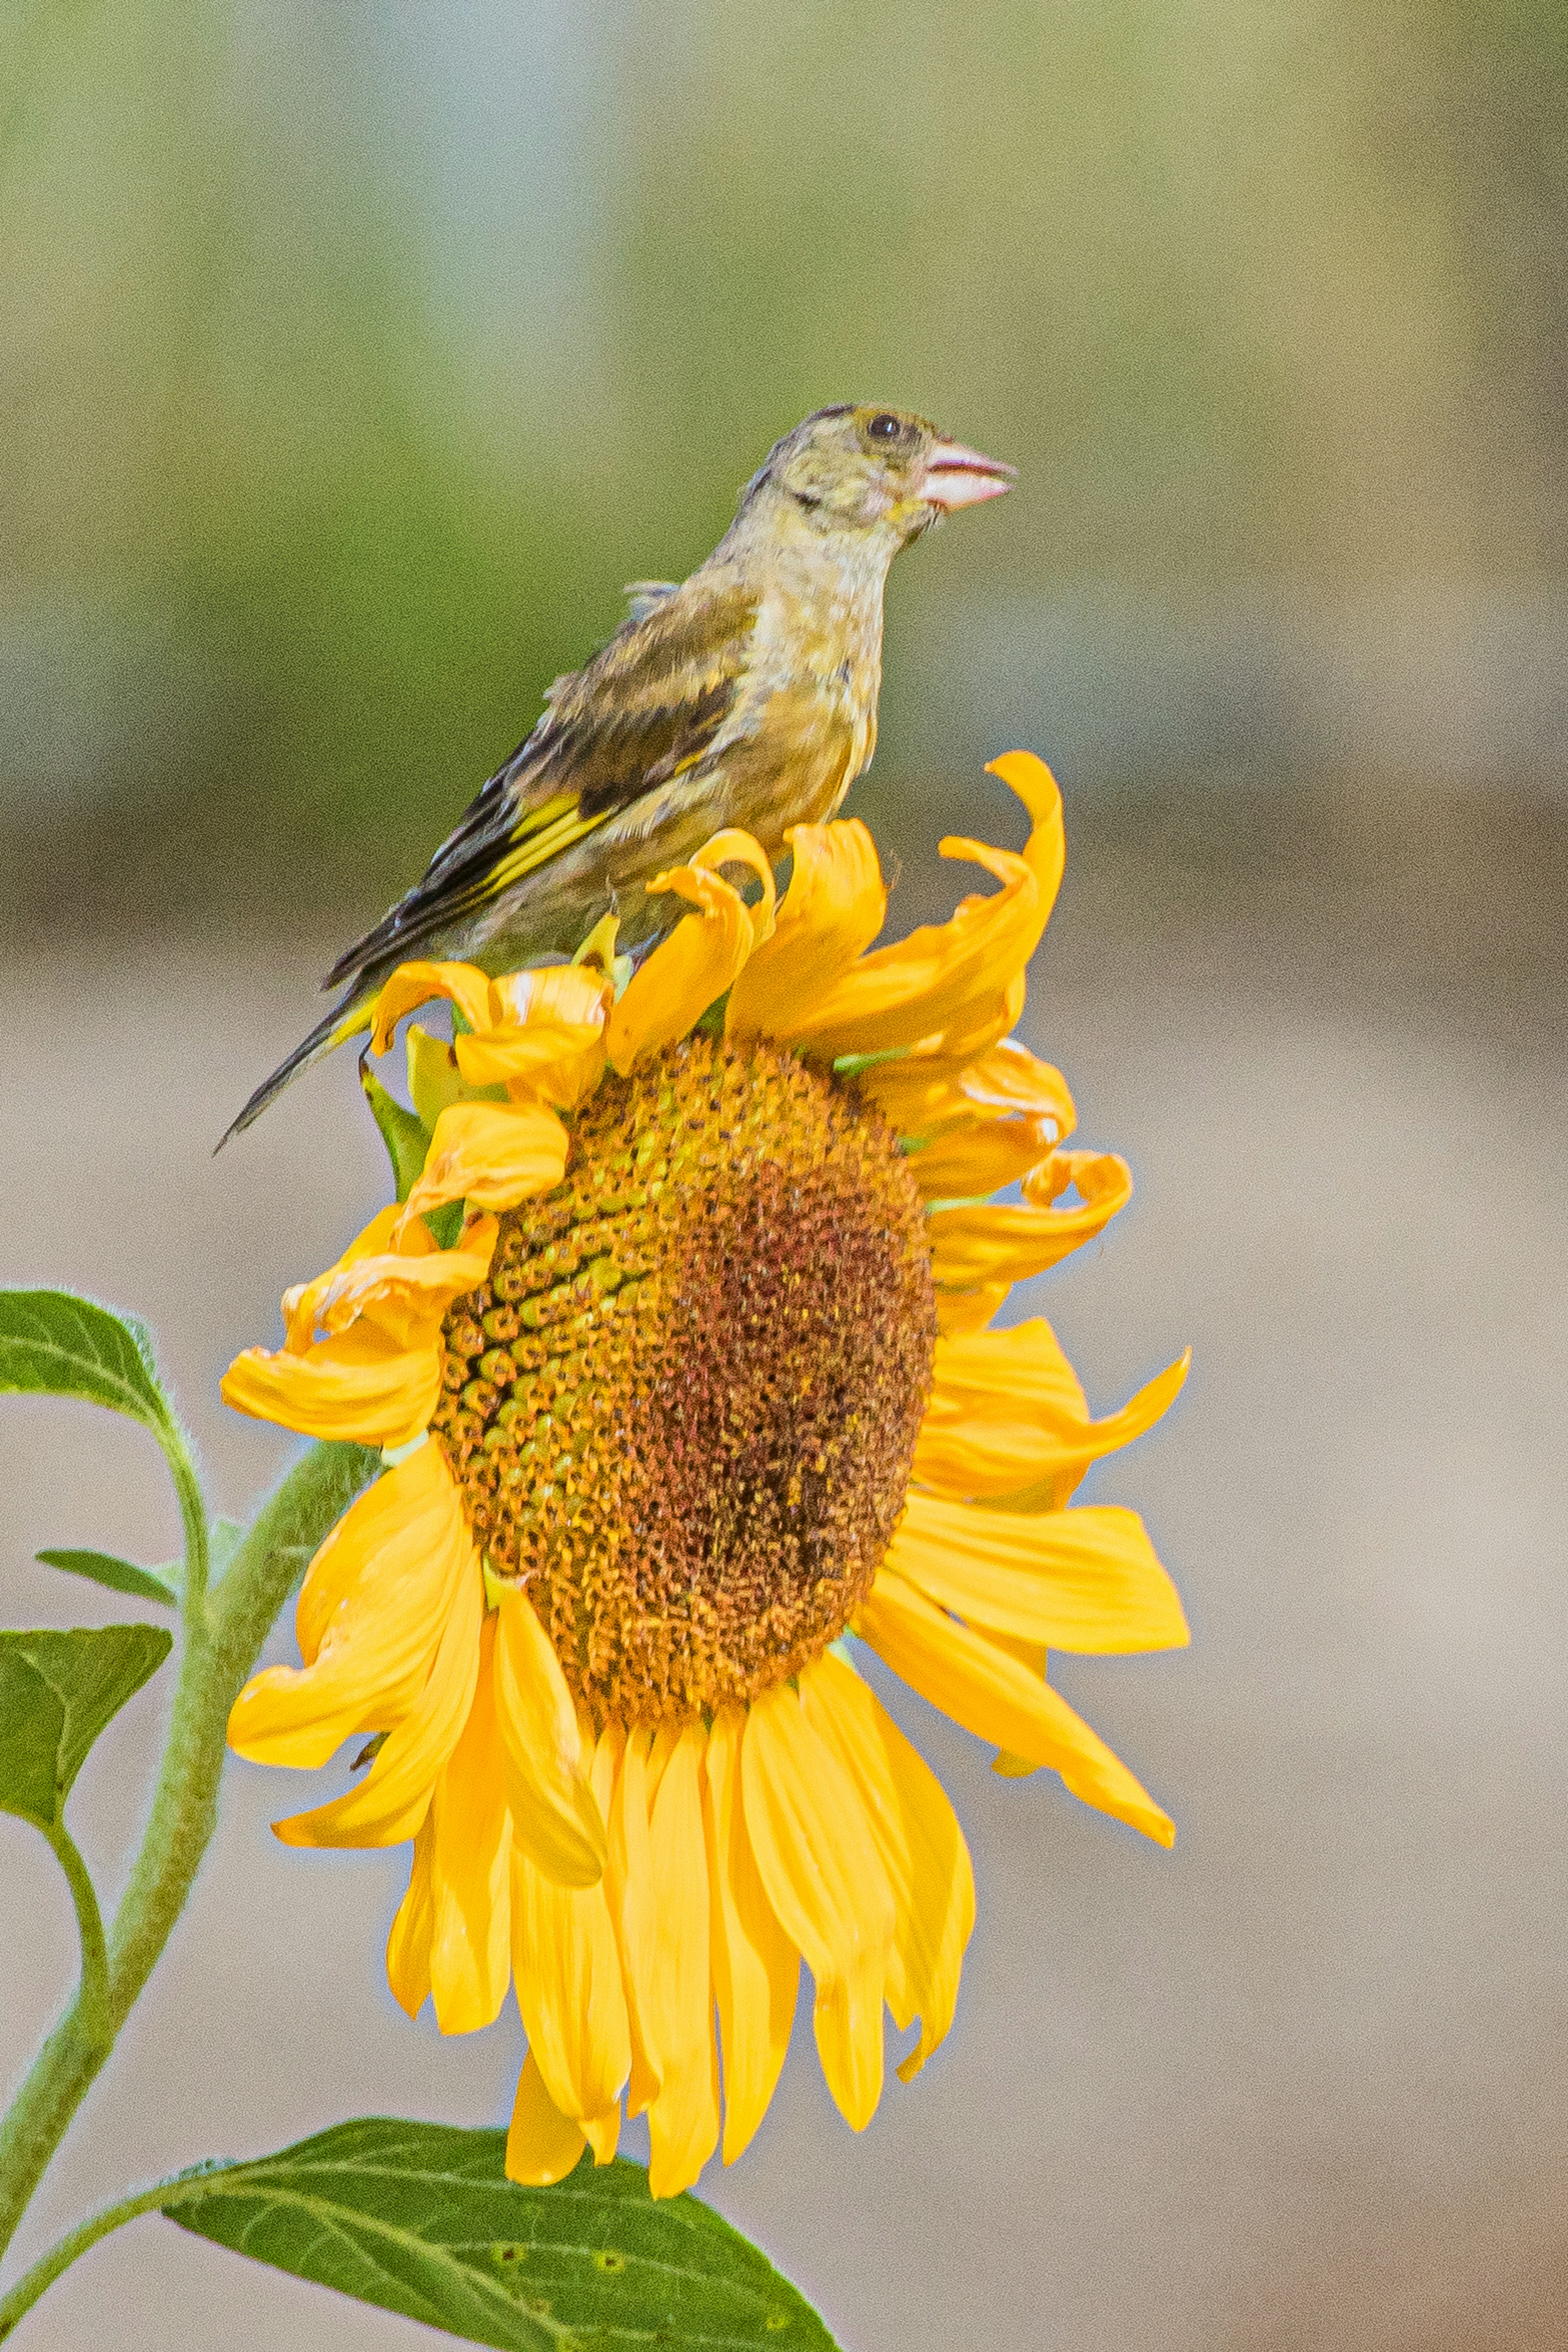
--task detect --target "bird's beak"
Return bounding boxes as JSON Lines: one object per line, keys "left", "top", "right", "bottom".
{"left": 920, "top": 439, "right": 1016, "bottom": 511}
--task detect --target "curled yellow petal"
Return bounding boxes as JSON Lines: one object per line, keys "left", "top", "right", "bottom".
{"left": 370, "top": 960, "right": 499, "bottom": 1056}
{"left": 282, "top": 1215, "right": 498, "bottom": 1352}
{"left": 856, "top": 1569, "right": 1174, "bottom": 1847}
{"left": 702, "top": 1708, "right": 798, "bottom": 2165}
{"left": 426, "top": 1612, "right": 513, "bottom": 2033}
{"left": 740, "top": 1681, "right": 893, "bottom": 2133}
{"left": 886, "top": 1491, "right": 1190, "bottom": 1653}
{"left": 454, "top": 1021, "right": 606, "bottom": 1106}
{"left": 228, "top": 1445, "right": 465, "bottom": 1768}
{"left": 928, "top": 1149, "right": 1133, "bottom": 1289}
{"left": 862, "top": 1037, "right": 1075, "bottom": 1148}
{"left": 800, "top": 1653, "right": 973, "bottom": 2083}
{"left": 726, "top": 819, "right": 884, "bottom": 1041}
{"left": 690, "top": 827, "right": 777, "bottom": 942}
{"left": 505, "top": 2049, "right": 587, "bottom": 2187}
{"left": 220, "top": 1333, "right": 441, "bottom": 1449}
{"left": 933, "top": 1282, "right": 1011, "bottom": 1337}
{"left": 492, "top": 1588, "right": 607, "bottom": 1888}
{"left": 768, "top": 753, "right": 1062, "bottom": 1061}
{"left": 401, "top": 1099, "right": 569, "bottom": 1222}
{"left": 605, "top": 863, "right": 755, "bottom": 1073}
{"left": 916, "top": 1332, "right": 1190, "bottom": 1505}
{"left": 490, "top": 964, "right": 614, "bottom": 1031}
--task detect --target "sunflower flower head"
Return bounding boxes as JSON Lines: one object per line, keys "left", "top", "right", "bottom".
{"left": 223, "top": 752, "right": 1191, "bottom": 2197}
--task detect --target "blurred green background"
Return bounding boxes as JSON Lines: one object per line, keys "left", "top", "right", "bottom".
{"left": 5, "top": 0, "right": 1567, "bottom": 939}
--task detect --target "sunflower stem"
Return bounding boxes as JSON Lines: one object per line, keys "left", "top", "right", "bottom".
{"left": 0, "top": 1439, "right": 378, "bottom": 2276}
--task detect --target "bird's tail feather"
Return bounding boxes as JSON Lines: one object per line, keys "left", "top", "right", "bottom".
{"left": 217, "top": 990, "right": 376, "bottom": 1150}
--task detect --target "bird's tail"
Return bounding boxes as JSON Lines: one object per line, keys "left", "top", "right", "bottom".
{"left": 217, "top": 988, "right": 376, "bottom": 1150}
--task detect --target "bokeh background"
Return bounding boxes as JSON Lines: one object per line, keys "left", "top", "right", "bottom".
{"left": 4, "top": 3, "right": 1568, "bottom": 2347}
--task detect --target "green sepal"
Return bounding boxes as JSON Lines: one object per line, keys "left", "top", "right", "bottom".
{"left": 162, "top": 2119, "right": 840, "bottom": 2349}
{"left": 360, "top": 1056, "right": 433, "bottom": 1204}
{"left": 423, "top": 1200, "right": 466, "bottom": 1249}
{"left": 0, "top": 1625, "right": 173, "bottom": 1830}
{"left": 407, "top": 1024, "right": 467, "bottom": 1129}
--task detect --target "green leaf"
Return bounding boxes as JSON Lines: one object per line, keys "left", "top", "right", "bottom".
{"left": 35, "top": 1550, "right": 179, "bottom": 1607}
{"left": 163, "top": 2120, "right": 839, "bottom": 2350}
{"left": 35, "top": 1517, "right": 243, "bottom": 1608}
{"left": 0, "top": 1625, "right": 173, "bottom": 1829}
{"left": 0, "top": 1290, "right": 169, "bottom": 1430}
{"left": 361, "top": 1057, "right": 433, "bottom": 1205}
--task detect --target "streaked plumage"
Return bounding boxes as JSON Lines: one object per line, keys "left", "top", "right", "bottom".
{"left": 225, "top": 404, "right": 1012, "bottom": 1141}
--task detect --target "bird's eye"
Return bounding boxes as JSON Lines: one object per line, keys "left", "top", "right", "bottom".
{"left": 867, "top": 412, "right": 902, "bottom": 441}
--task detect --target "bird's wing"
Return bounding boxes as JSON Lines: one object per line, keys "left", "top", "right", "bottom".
{"left": 322, "top": 578, "right": 760, "bottom": 988}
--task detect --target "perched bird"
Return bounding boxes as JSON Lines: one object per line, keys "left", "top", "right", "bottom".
{"left": 225, "top": 403, "right": 1013, "bottom": 1141}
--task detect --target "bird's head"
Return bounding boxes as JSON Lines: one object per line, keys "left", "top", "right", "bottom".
{"left": 737, "top": 405, "right": 1014, "bottom": 557}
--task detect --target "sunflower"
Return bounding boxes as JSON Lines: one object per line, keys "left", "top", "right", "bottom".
{"left": 222, "top": 751, "right": 1190, "bottom": 2197}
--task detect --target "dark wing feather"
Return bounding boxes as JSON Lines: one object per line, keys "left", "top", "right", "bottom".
{"left": 322, "top": 580, "right": 759, "bottom": 990}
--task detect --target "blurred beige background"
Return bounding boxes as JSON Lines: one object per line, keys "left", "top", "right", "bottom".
{"left": 4, "top": 2, "right": 1568, "bottom": 2347}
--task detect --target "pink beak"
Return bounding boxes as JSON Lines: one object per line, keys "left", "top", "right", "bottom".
{"left": 920, "top": 437, "right": 1016, "bottom": 511}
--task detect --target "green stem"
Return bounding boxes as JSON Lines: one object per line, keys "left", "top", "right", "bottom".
{"left": 37, "top": 1824, "right": 109, "bottom": 2055}
{"left": 157, "top": 1419, "right": 211, "bottom": 1616}
{"left": 0, "top": 1439, "right": 377, "bottom": 2271}
{"left": 0, "top": 2176, "right": 178, "bottom": 2342}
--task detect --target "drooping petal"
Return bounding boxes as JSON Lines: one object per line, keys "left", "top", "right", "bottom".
{"left": 220, "top": 1333, "right": 441, "bottom": 1449}
{"left": 228, "top": 1445, "right": 466, "bottom": 1767}
{"left": 857, "top": 1569, "right": 1174, "bottom": 1847}
{"left": 401, "top": 1100, "right": 570, "bottom": 1222}
{"left": 862, "top": 1037, "right": 1075, "bottom": 1148}
{"left": 726, "top": 820, "right": 885, "bottom": 1040}
{"left": 426, "top": 1613, "right": 513, "bottom": 2033}
{"left": 886, "top": 1493, "right": 1190, "bottom": 1653}
{"left": 492, "top": 1588, "right": 607, "bottom": 1887}
{"left": 928, "top": 1150, "right": 1134, "bottom": 1289}
{"left": 506, "top": 2048, "right": 587, "bottom": 2186}
{"left": 702, "top": 1708, "right": 799, "bottom": 2164}
{"left": 636, "top": 1723, "right": 721, "bottom": 2197}
{"left": 799, "top": 1655, "right": 974, "bottom": 2083}
{"left": 606, "top": 1728, "right": 660, "bottom": 2118}
{"left": 690, "top": 828, "right": 778, "bottom": 942}
{"left": 606, "top": 864, "right": 756, "bottom": 1072}
{"left": 385, "top": 1814, "right": 436, "bottom": 2020}
{"left": 740, "top": 1682, "right": 893, "bottom": 2132}
{"left": 510, "top": 1839, "right": 632, "bottom": 2158}
{"left": 370, "top": 960, "right": 499, "bottom": 1056}
{"left": 273, "top": 1537, "right": 485, "bottom": 1848}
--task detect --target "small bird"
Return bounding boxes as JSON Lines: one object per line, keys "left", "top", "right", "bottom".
{"left": 225, "top": 404, "right": 1013, "bottom": 1141}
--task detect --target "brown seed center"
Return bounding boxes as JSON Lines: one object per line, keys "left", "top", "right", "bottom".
{"left": 432, "top": 1032, "right": 936, "bottom": 1723}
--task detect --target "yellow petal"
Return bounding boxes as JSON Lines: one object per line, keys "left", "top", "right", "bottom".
{"left": 399, "top": 1099, "right": 569, "bottom": 1222}
{"left": 886, "top": 1492, "right": 1189, "bottom": 1653}
{"left": 862, "top": 1037, "right": 1075, "bottom": 1148}
{"left": 220, "top": 1334, "right": 441, "bottom": 1449}
{"left": 933, "top": 1282, "right": 1011, "bottom": 1337}
{"left": 690, "top": 827, "right": 778, "bottom": 942}
{"left": 907, "top": 1117, "right": 1060, "bottom": 1202}
{"left": 454, "top": 1021, "right": 606, "bottom": 1106}
{"left": 273, "top": 1538, "right": 484, "bottom": 1848}
{"left": 740, "top": 1682, "right": 893, "bottom": 2132}
{"left": 510, "top": 1841, "right": 633, "bottom": 2145}
{"left": 726, "top": 819, "right": 885, "bottom": 1040}
{"left": 505, "top": 2048, "right": 587, "bottom": 2186}
{"left": 385, "top": 1814, "right": 435, "bottom": 2020}
{"left": 228, "top": 1445, "right": 465, "bottom": 1767}
{"left": 427, "top": 1612, "right": 513, "bottom": 2033}
{"left": 916, "top": 1340, "right": 1191, "bottom": 1505}
{"left": 702, "top": 1708, "right": 799, "bottom": 2165}
{"left": 606, "top": 863, "right": 755, "bottom": 1073}
{"left": 282, "top": 1215, "right": 498, "bottom": 1352}
{"left": 928, "top": 1150, "right": 1133, "bottom": 1289}
{"left": 492, "top": 1589, "right": 607, "bottom": 1887}
{"left": 490, "top": 964, "right": 615, "bottom": 1031}
{"left": 799, "top": 1654, "right": 974, "bottom": 2084}
{"left": 637, "top": 1723, "right": 720, "bottom": 2198}
{"left": 606, "top": 1728, "right": 660, "bottom": 2118}
{"left": 768, "top": 754, "right": 1062, "bottom": 1061}
{"left": 370, "top": 960, "right": 499, "bottom": 1056}
{"left": 856, "top": 1569, "right": 1174, "bottom": 1847}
